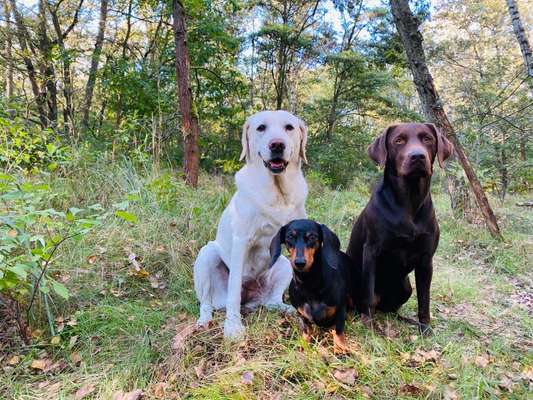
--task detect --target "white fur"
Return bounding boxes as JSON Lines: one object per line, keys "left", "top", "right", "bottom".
{"left": 193, "top": 110, "right": 308, "bottom": 339}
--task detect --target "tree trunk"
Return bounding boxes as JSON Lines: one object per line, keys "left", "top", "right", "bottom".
{"left": 3, "top": 0, "right": 14, "bottom": 107}
{"left": 172, "top": 0, "right": 200, "bottom": 187}
{"left": 506, "top": 0, "right": 533, "bottom": 82}
{"left": 81, "top": 0, "right": 108, "bottom": 132}
{"left": 389, "top": 0, "right": 503, "bottom": 240}
{"left": 38, "top": 0, "right": 57, "bottom": 128}
{"left": 8, "top": 0, "right": 48, "bottom": 127}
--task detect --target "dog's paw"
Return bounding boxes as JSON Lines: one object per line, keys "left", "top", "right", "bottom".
{"left": 223, "top": 317, "right": 245, "bottom": 339}
{"left": 265, "top": 302, "right": 295, "bottom": 314}
{"left": 197, "top": 307, "right": 213, "bottom": 328}
{"left": 419, "top": 323, "right": 432, "bottom": 336}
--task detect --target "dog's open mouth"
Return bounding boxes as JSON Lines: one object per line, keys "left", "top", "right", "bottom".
{"left": 264, "top": 158, "right": 288, "bottom": 174}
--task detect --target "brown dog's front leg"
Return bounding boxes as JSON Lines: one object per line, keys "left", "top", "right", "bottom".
{"left": 415, "top": 257, "right": 433, "bottom": 335}
{"left": 361, "top": 243, "right": 378, "bottom": 328}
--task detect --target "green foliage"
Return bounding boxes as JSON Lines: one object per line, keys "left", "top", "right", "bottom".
{"left": 0, "top": 114, "right": 69, "bottom": 173}
{"left": 0, "top": 173, "right": 105, "bottom": 333}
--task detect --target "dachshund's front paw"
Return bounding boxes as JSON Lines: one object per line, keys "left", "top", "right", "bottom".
{"left": 223, "top": 317, "right": 245, "bottom": 339}
{"left": 419, "top": 322, "right": 432, "bottom": 336}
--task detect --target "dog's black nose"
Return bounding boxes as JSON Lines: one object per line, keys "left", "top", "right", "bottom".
{"left": 269, "top": 141, "right": 285, "bottom": 153}
{"left": 294, "top": 259, "right": 306, "bottom": 269}
{"left": 409, "top": 151, "right": 426, "bottom": 162}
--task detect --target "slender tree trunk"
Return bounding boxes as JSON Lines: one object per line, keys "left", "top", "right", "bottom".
{"left": 172, "top": 0, "right": 200, "bottom": 187}
{"left": 390, "top": 0, "right": 503, "bottom": 240}
{"left": 8, "top": 0, "right": 48, "bottom": 127}
{"left": 38, "top": 0, "right": 57, "bottom": 127}
{"left": 506, "top": 0, "right": 533, "bottom": 82}
{"left": 48, "top": 0, "right": 82, "bottom": 137}
{"left": 81, "top": 0, "right": 108, "bottom": 132}
{"left": 3, "top": 0, "right": 14, "bottom": 106}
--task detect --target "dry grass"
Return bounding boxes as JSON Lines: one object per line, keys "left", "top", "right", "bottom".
{"left": 1, "top": 164, "right": 531, "bottom": 399}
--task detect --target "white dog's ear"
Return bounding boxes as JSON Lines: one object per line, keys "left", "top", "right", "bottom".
{"left": 239, "top": 120, "right": 250, "bottom": 162}
{"left": 299, "top": 120, "right": 308, "bottom": 164}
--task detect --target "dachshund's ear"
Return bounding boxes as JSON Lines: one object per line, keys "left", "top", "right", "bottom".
{"left": 368, "top": 125, "right": 396, "bottom": 167}
{"left": 425, "top": 123, "right": 454, "bottom": 168}
{"left": 320, "top": 224, "right": 340, "bottom": 270}
{"left": 269, "top": 225, "right": 287, "bottom": 268}
{"left": 239, "top": 119, "right": 250, "bottom": 162}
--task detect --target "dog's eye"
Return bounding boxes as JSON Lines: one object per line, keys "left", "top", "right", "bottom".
{"left": 257, "top": 124, "right": 266, "bottom": 132}
{"left": 285, "top": 124, "right": 294, "bottom": 131}
{"left": 423, "top": 135, "right": 433, "bottom": 143}
{"left": 395, "top": 137, "right": 405, "bottom": 145}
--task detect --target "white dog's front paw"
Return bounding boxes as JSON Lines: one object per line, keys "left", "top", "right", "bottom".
{"left": 223, "top": 317, "right": 245, "bottom": 339}
{"left": 265, "top": 302, "right": 296, "bottom": 314}
{"left": 197, "top": 305, "right": 213, "bottom": 328}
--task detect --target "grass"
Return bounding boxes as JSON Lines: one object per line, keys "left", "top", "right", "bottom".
{"left": 1, "top": 161, "right": 532, "bottom": 399}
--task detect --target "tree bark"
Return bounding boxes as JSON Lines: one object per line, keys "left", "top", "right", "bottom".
{"left": 3, "top": 0, "right": 14, "bottom": 106}
{"left": 389, "top": 0, "right": 503, "bottom": 240}
{"left": 38, "top": 0, "right": 57, "bottom": 127}
{"left": 81, "top": 0, "right": 108, "bottom": 132}
{"left": 172, "top": 0, "right": 200, "bottom": 187}
{"left": 8, "top": 0, "right": 48, "bottom": 127}
{"left": 506, "top": 0, "right": 533, "bottom": 82}
{"left": 48, "top": 0, "right": 83, "bottom": 137}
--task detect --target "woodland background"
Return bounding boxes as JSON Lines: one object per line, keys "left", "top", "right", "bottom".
{"left": 0, "top": 0, "right": 532, "bottom": 399}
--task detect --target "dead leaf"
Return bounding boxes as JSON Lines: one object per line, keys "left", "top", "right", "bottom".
{"left": 400, "top": 383, "right": 424, "bottom": 396}
{"left": 112, "top": 389, "right": 143, "bottom": 400}
{"left": 151, "top": 382, "right": 168, "bottom": 398}
{"left": 194, "top": 365, "right": 204, "bottom": 378}
{"left": 69, "top": 335, "right": 79, "bottom": 349}
{"left": 71, "top": 352, "right": 82, "bottom": 365}
{"left": 474, "top": 354, "right": 489, "bottom": 368}
{"left": 7, "top": 355, "right": 20, "bottom": 365}
{"left": 498, "top": 376, "right": 514, "bottom": 393}
{"left": 75, "top": 383, "right": 95, "bottom": 399}
{"left": 359, "top": 385, "right": 373, "bottom": 398}
{"left": 87, "top": 255, "right": 97, "bottom": 264}
{"left": 50, "top": 336, "right": 61, "bottom": 345}
{"left": 171, "top": 322, "right": 196, "bottom": 353}
{"left": 8, "top": 229, "right": 17, "bottom": 237}
{"left": 405, "top": 348, "right": 440, "bottom": 366}
{"left": 241, "top": 371, "right": 254, "bottom": 385}
{"left": 522, "top": 366, "right": 533, "bottom": 382}
{"left": 333, "top": 368, "right": 358, "bottom": 385}
{"left": 30, "top": 359, "right": 48, "bottom": 371}
{"left": 443, "top": 385, "right": 458, "bottom": 400}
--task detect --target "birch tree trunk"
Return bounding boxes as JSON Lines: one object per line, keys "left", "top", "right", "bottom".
{"left": 172, "top": 0, "right": 200, "bottom": 187}
{"left": 81, "top": 0, "right": 108, "bottom": 132}
{"left": 389, "top": 0, "right": 503, "bottom": 240}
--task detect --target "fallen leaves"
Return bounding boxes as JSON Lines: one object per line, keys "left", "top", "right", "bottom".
{"left": 30, "top": 359, "right": 48, "bottom": 371}
{"left": 171, "top": 322, "right": 197, "bottom": 354}
{"left": 74, "top": 383, "right": 95, "bottom": 399}
{"left": 112, "top": 389, "right": 143, "bottom": 400}
{"left": 474, "top": 354, "right": 490, "bottom": 368}
{"left": 399, "top": 382, "right": 425, "bottom": 396}
{"left": 332, "top": 368, "right": 358, "bottom": 385}
{"left": 401, "top": 347, "right": 441, "bottom": 367}
{"left": 7, "top": 355, "right": 20, "bottom": 366}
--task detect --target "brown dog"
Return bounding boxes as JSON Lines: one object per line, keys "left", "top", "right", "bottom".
{"left": 347, "top": 123, "right": 453, "bottom": 333}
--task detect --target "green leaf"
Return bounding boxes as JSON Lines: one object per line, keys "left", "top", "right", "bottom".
{"left": 9, "top": 263, "right": 29, "bottom": 279}
{"left": 115, "top": 210, "right": 137, "bottom": 223}
{"left": 51, "top": 280, "right": 69, "bottom": 299}
{"left": 0, "top": 173, "right": 15, "bottom": 182}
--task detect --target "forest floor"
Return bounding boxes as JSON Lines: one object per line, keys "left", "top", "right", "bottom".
{"left": 1, "top": 161, "right": 532, "bottom": 399}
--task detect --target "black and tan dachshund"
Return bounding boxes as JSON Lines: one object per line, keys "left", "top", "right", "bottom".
{"left": 346, "top": 123, "right": 453, "bottom": 334}
{"left": 270, "top": 219, "right": 356, "bottom": 353}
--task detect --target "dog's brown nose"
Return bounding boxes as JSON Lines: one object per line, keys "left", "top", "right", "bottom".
{"left": 269, "top": 140, "right": 285, "bottom": 153}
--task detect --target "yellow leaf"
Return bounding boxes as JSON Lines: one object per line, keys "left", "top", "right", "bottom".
{"left": 51, "top": 336, "right": 61, "bottom": 345}
{"left": 7, "top": 355, "right": 20, "bottom": 366}
{"left": 31, "top": 359, "right": 46, "bottom": 370}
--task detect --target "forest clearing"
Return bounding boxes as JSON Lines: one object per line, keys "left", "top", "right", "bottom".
{"left": 1, "top": 0, "right": 532, "bottom": 398}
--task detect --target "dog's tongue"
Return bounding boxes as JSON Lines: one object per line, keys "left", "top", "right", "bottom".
{"left": 270, "top": 160, "right": 284, "bottom": 168}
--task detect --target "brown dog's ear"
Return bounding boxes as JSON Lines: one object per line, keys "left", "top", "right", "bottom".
{"left": 269, "top": 224, "right": 287, "bottom": 268}
{"left": 299, "top": 119, "right": 308, "bottom": 164}
{"left": 239, "top": 119, "right": 250, "bottom": 162}
{"left": 425, "top": 123, "right": 454, "bottom": 168}
{"left": 368, "top": 125, "right": 396, "bottom": 167}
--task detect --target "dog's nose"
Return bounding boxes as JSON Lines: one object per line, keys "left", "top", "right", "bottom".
{"left": 409, "top": 151, "right": 426, "bottom": 162}
{"left": 269, "top": 140, "right": 285, "bottom": 153}
{"left": 294, "top": 259, "right": 306, "bottom": 269}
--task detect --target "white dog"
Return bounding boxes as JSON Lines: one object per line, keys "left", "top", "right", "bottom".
{"left": 193, "top": 110, "right": 308, "bottom": 338}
